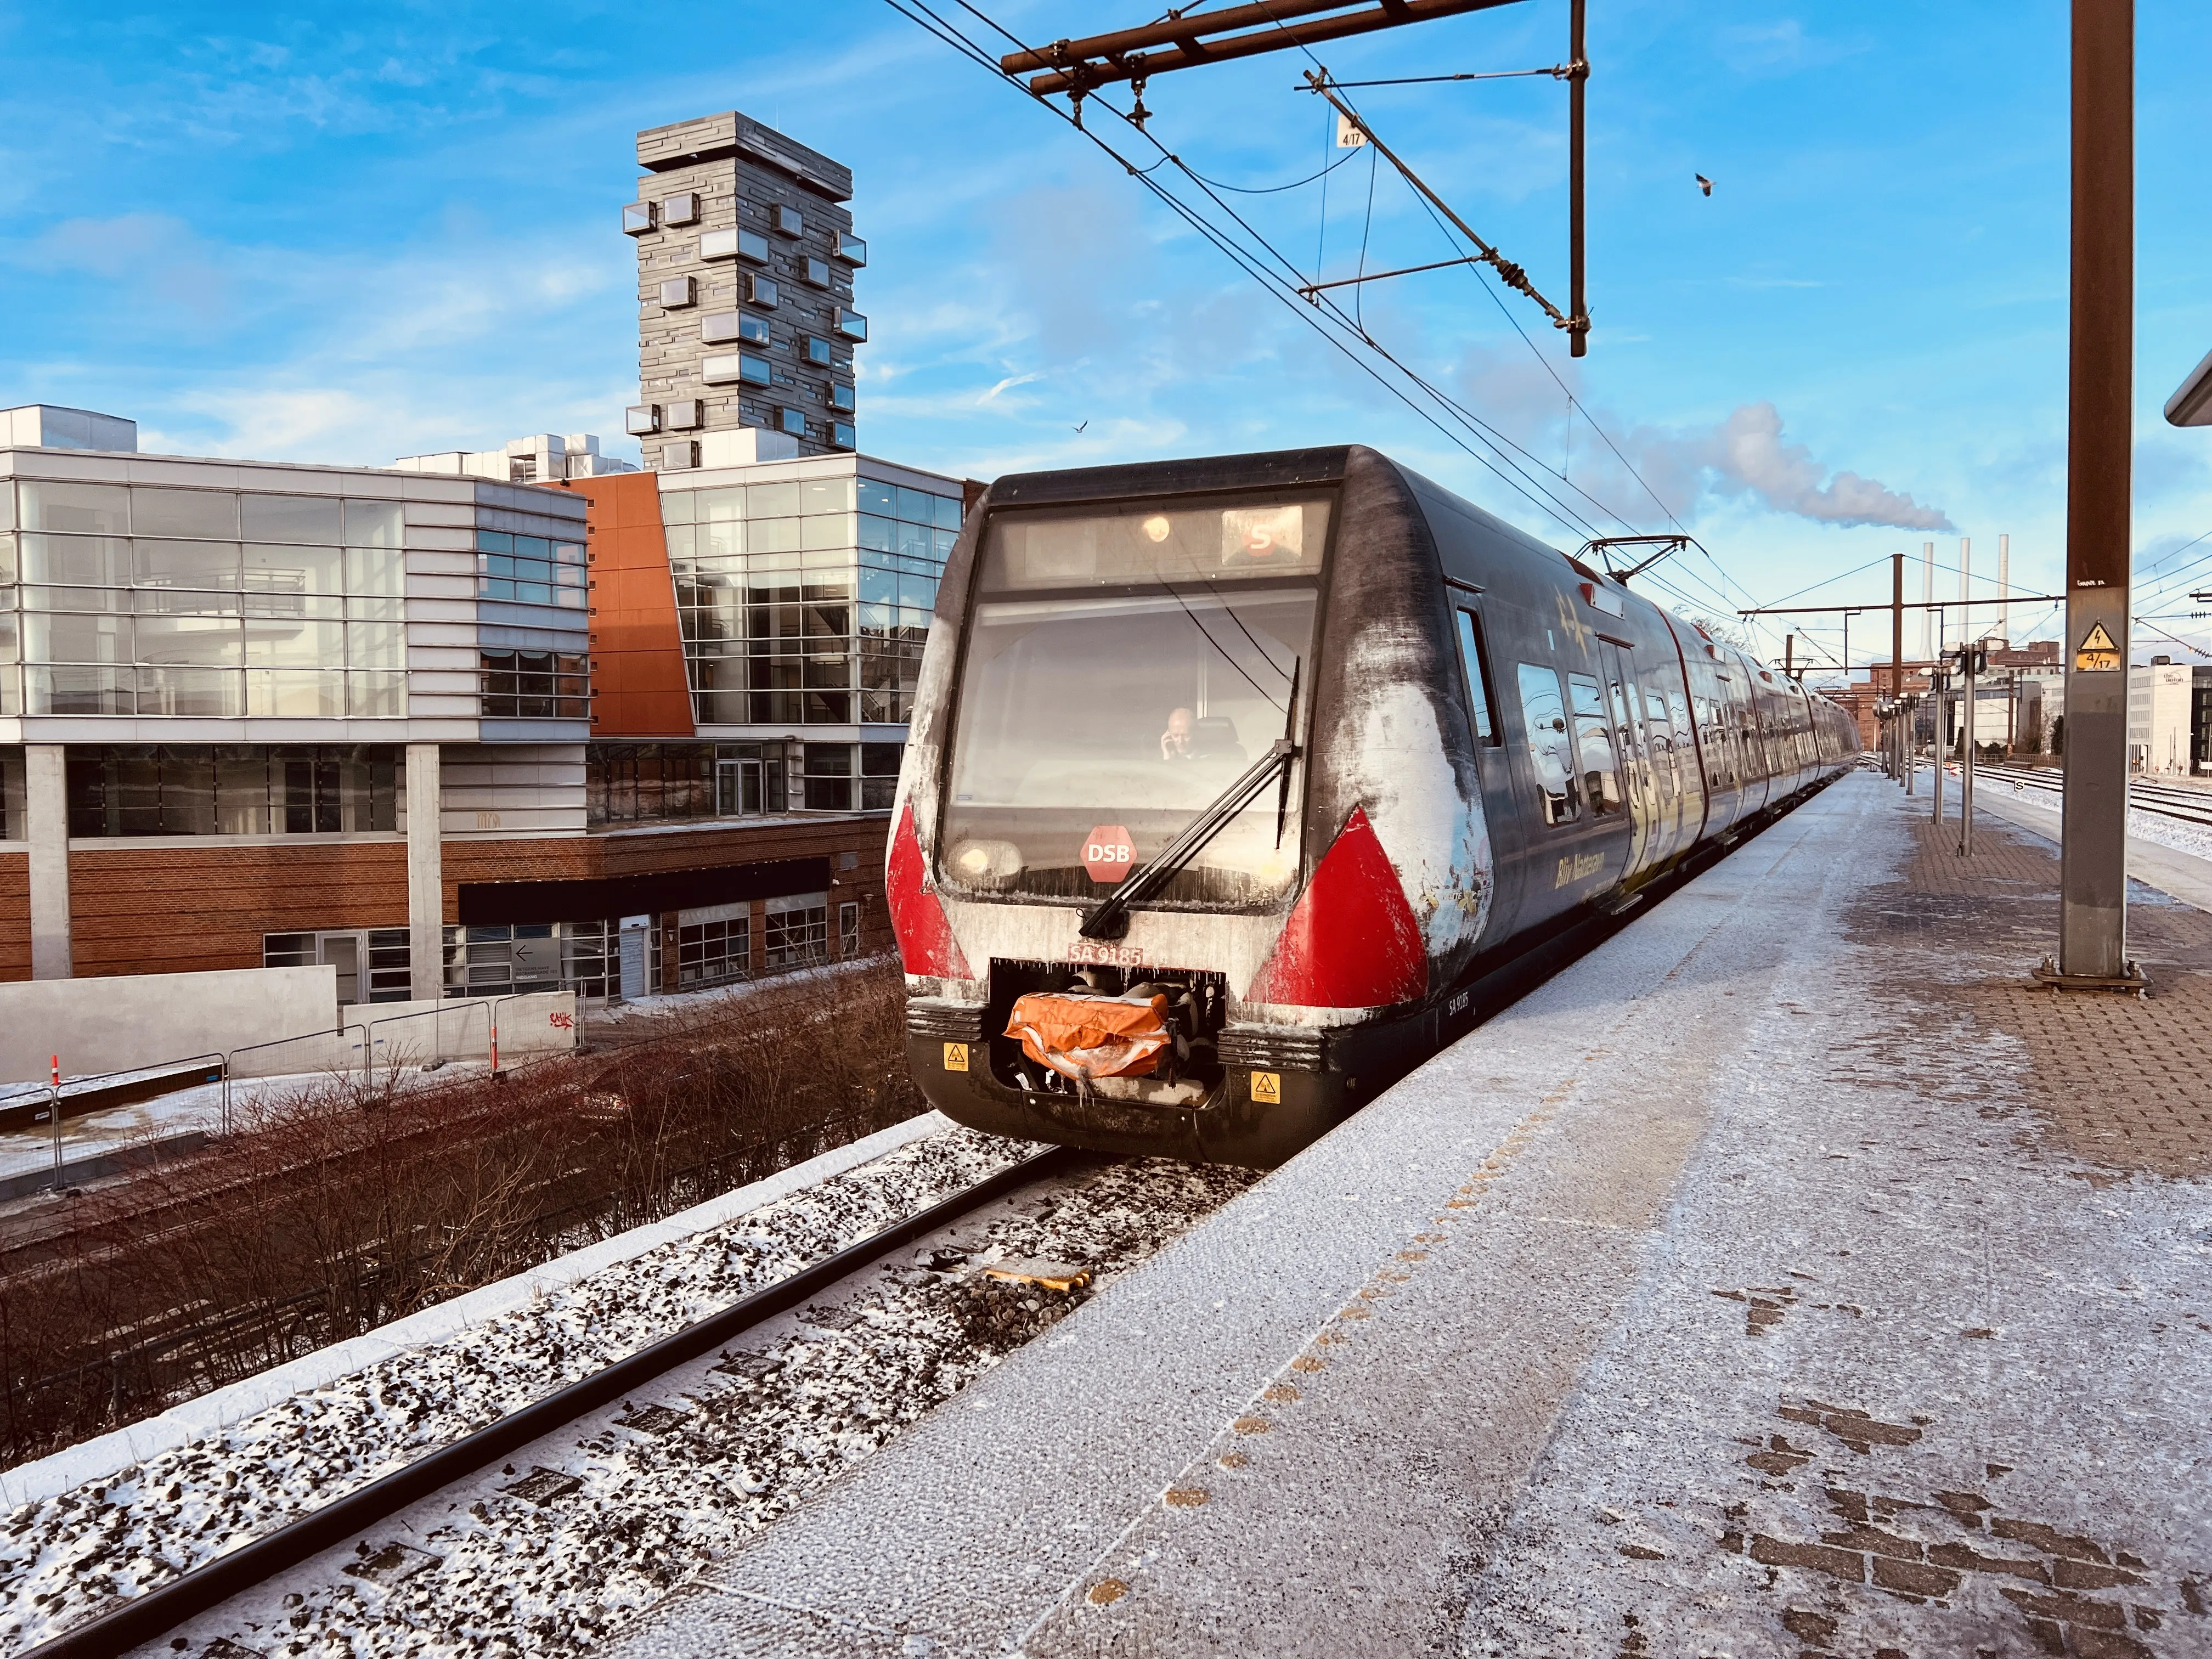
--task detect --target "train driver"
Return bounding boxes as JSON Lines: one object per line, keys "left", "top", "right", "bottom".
{"left": 1160, "top": 706, "right": 1197, "bottom": 761}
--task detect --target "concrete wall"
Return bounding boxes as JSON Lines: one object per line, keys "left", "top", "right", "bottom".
{"left": 0, "top": 965, "right": 337, "bottom": 1085}
{"left": 230, "top": 991, "right": 578, "bottom": 1080}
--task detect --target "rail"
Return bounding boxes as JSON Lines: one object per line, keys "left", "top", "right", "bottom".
{"left": 19, "top": 1146, "right": 1074, "bottom": 1659}
{"left": 1976, "top": 763, "right": 2212, "bottom": 829}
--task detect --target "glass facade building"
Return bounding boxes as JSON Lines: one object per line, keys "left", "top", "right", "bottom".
{"left": 1, "top": 480, "right": 410, "bottom": 721}
{"left": 658, "top": 469, "right": 958, "bottom": 729}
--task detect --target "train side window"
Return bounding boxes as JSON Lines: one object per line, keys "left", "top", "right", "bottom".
{"left": 1568, "top": 673, "right": 1625, "bottom": 815}
{"left": 1454, "top": 608, "right": 1498, "bottom": 744}
{"left": 1515, "top": 663, "right": 1581, "bottom": 824}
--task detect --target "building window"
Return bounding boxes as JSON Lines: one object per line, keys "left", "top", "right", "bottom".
{"left": 830, "top": 421, "right": 857, "bottom": 452}
{"left": 838, "top": 901, "right": 860, "bottom": 958}
{"left": 659, "top": 275, "right": 696, "bottom": 308}
{"left": 10, "top": 484, "right": 414, "bottom": 722}
{"left": 860, "top": 741, "right": 903, "bottom": 810}
{"left": 663, "top": 399, "right": 703, "bottom": 432}
{"left": 69, "top": 745, "right": 400, "bottom": 837}
{"left": 476, "top": 531, "right": 586, "bottom": 609}
{"left": 698, "top": 227, "right": 739, "bottom": 259}
{"left": 703, "top": 352, "right": 774, "bottom": 387}
{"left": 442, "top": 924, "right": 565, "bottom": 997}
{"left": 663, "top": 439, "right": 699, "bottom": 471}
{"left": 737, "top": 228, "right": 770, "bottom": 264}
{"left": 803, "top": 256, "right": 831, "bottom": 287}
{"left": 0, "top": 748, "right": 25, "bottom": 840}
{"left": 836, "top": 232, "right": 867, "bottom": 266}
{"left": 480, "top": 648, "right": 588, "bottom": 719}
{"left": 803, "top": 742, "right": 852, "bottom": 811}
{"left": 622, "top": 202, "right": 654, "bottom": 235}
{"left": 772, "top": 204, "right": 803, "bottom": 238}
{"left": 626, "top": 404, "right": 660, "bottom": 436}
{"left": 746, "top": 273, "right": 780, "bottom": 309}
{"left": 764, "top": 894, "right": 828, "bottom": 967}
{"left": 587, "top": 742, "right": 718, "bottom": 825}
{"left": 662, "top": 191, "right": 699, "bottom": 225}
{"left": 828, "top": 383, "right": 856, "bottom": 413}
{"left": 803, "top": 335, "right": 833, "bottom": 366}
{"left": 676, "top": 904, "right": 751, "bottom": 988}
{"left": 264, "top": 928, "right": 411, "bottom": 1005}
{"left": 779, "top": 408, "right": 808, "bottom": 438}
{"left": 702, "top": 311, "right": 771, "bottom": 346}
{"left": 835, "top": 309, "right": 867, "bottom": 341}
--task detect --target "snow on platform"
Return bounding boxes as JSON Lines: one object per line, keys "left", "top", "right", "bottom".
{"left": 606, "top": 775, "right": 2212, "bottom": 1659}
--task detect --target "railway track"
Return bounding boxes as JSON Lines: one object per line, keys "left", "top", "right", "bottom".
{"left": 1967, "top": 764, "right": 2212, "bottom": 830}
{"left": 11, "top": 1141, "right": 1254, "bottom": 1659}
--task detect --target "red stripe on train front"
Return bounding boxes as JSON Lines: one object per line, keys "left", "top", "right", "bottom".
{"left": 1244, "top": 806, "right": 1427, "bottom": 1008}
{"left": 887, "top": 803, "right": 973, "bottom": 980}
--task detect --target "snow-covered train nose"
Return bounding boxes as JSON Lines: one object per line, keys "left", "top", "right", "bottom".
{"left": 1245, "top": 806, "right": 1427, "bottom": 1009}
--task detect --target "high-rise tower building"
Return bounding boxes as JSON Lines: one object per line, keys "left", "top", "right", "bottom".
{"left": 624, "top": 112, "right": 866, "bottom": 471}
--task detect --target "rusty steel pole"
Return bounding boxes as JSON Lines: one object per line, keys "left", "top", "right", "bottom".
{"left": 2055, "top": 0, "right": 2136, "bottom": 984}
{"left": 1567, "top": 0, "right": 1588, "bottom": 357}
{"left": 1891, "top": 552, "right": 1906, "bottom": 786}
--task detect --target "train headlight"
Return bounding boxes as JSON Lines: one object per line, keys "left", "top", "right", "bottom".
{"left": 951, "top": 839, "right": 1022, "bottom": 883}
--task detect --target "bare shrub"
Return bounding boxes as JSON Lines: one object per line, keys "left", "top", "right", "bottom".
{"left": 0, "top": 960, "right": 923, "bottom": 1469}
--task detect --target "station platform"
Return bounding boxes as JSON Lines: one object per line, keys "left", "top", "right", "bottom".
{"left": 611, "top": 775, "right": 2212, "bottom": 1658}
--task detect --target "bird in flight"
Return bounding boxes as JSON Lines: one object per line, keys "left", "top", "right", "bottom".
{"left": 1695, "top": 174, "right": 1713, "bottom": 196}
{"left": 1073, "top": 420, "right": 1089, "bottom": 433}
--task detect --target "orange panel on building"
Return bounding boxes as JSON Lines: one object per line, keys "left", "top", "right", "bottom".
{"left": 549, "top": 473, "right": 695, "bottom": 739}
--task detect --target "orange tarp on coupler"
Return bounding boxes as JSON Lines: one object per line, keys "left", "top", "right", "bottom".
{"left": 1004, "top": 992, "right": 1172, "bottom": 1082}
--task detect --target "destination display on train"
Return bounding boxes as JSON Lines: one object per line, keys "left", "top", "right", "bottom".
{"left": 980, "top": 494, "right": 1332, "bottom": 590}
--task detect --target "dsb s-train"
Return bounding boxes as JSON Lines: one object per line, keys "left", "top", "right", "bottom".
{"left": 887, "top": 445, "right": 1858, "bottom": 1166}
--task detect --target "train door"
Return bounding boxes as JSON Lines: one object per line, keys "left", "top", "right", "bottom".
{"left": 1596, "top": 645, "right": 1655, "bottom": 876}
{"left": 1667, "top": 684, "right": 1708, "bottom": 843}
{"left": 1449, "top": 601, "right": 1528, "bottom": 940}
{"left": 1639, "top": 677, "right": 1685, "bottom": 865}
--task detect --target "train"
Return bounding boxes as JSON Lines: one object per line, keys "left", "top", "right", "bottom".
{"left": 887, "top": 445, "right": 1859, "bottom": 1166}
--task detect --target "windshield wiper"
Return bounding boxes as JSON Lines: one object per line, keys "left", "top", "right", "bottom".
{"left": 1080, "top": 738, "right": 1299, "bottom": 941}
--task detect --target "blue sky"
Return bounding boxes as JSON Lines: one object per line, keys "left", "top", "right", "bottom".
{"left": 2, "top": 1, "right": 2208, "bottom": 675}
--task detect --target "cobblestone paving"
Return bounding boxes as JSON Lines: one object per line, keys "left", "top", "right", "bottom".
{"left": 1858, "top": 811, "right": 2212, "bottom": 1179}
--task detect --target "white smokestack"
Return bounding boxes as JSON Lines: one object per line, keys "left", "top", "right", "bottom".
{"left": 1921, "top": 541, "right": 1935, "bottom": 659}
{"left": 1998, "top": 533, "right": 2010, "bottom": 648}
{"left": 1958, "top": 537, "right": 1971, "bottom": 654}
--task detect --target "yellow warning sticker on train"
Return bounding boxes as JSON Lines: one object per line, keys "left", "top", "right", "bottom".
{"left": 1250, "top": 1070, "right": 1282, "bottom": 1104}
{"left": 943, "top": 1042, "right": 969, "bottom": 1073}
{"left": 2075, "top": 622, "right": 2120, "bottom": 673}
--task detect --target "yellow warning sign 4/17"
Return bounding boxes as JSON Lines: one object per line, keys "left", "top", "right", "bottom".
{"left": 943, "top": 1041, "right": 969, "bottom": 1073}
{"left": 2075, "top": 621, "right": 2120, "bottom": 673}
{"left": 1249, "top": 1070, "right": 1282, "bottom": 1104}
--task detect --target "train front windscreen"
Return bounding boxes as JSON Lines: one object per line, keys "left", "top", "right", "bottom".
{"left": 939, "top": 492, "right": 1332, "bottom": 911}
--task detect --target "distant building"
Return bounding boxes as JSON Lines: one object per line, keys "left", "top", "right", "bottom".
{"left": 2130, "top": 657, "right": 2194, "bottom": 775}
{"left": 2194, "top": 665, "right": 2212, "bottom": 774}
{"left": 546, "top": 436, "right": 975, "bottom": 817}
{"left": 0, "top": 421, "right": 895, "bottom": 1004}
{"left": 394, "top": 433, "right": 636, "bottom": 485}
{"left": 1, "top": 404, "right": 138, "bottom": 453}
{"left": 624, "top": 111, "right": 865, "bottom": 470}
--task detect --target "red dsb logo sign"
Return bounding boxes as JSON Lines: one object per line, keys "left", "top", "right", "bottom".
{"left": 1083, "top": 825, "right": 1136, "bottom": 883}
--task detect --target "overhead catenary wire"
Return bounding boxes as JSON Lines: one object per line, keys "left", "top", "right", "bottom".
{"left": 891, "top": 1, "right": 1628, "bottom": 541}
{"left": 1301, "top": 65, "right": 1572, "bottom": 87}
{"left": 900, "top": 0, "right": 1784, "bottom": 637}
